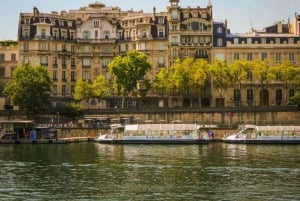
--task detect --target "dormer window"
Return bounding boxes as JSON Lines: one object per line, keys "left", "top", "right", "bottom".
{"left": 24, "top": 18, "right": 30, "bottom": 24}
{"left": 41, "top": 29, "right": 46, "bottom": 38}
{"left": 40, "top": 18, "right": 45, "bottom": 23}
{"left": 158, "top": 17, "right": 164, "bottom": 24}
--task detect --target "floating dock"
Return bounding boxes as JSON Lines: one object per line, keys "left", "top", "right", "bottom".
{"left": 0, "top": 137, "right": 95, "bottom": 144}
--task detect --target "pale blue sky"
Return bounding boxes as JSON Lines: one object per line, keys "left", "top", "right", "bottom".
{"left": 1, "top": 0, "right": 300, "bottom": 40}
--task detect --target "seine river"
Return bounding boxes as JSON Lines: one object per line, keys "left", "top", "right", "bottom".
{"left": 0, "top": 142, "right": 299, "bottom": 201}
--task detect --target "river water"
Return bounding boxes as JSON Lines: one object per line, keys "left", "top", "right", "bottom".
{"left": 0, "top": 142, "right": 299, "bottom": 201}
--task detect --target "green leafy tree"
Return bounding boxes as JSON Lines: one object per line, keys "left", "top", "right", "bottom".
{"left": 153, "top": 68, "right": 169, "bottom": 95}
{"left": 108, "top": 50, "right": 151, "bottom": 108}
{"left": 73, "top": 79, "right": 94, "bottom": 101}
{"left": 188, "top": 59, "right": 208, "bottom": 94}
{"left": 92, "top": 75, "right": 111, "bottom": 98}
{"left": 4, "top": 64, "right": 51, "bottom": 116}
{"left": 57, "top": 102, "right": 83, "bottom": 120}
{"left": 208, "top": 59, "right": 231, "bottom": 99}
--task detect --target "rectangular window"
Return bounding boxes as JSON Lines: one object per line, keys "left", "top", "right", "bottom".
{"left": 23, "top": 56, "right": 29, "bottom": 64}
{"left": 217, "top": 38, "right": 223, "bottom": 46}
{"left": 40, "top": 56, "right": 48, "bottom": 65}
{"left": 23, "top": 42, "right": 29, "bottom": 51}
{"left": 82, "top": 58, "right": 91, "bottom": 67}
{"left": 172, "top": 49, "right": 178, "bottom": 57}
{"left": 276, "top": 89, "right": 282, "bottom": 105}
{"left": 171, "top": 36, "right": 178, "bottom": 45}
{"left": 62, "top": 71, "right": 66, "bottom": 81}
{"left": 247, "top": 89, "right": 253, "bottom": 106}
{"left": 158, "top": 57, "right": 164, "bottom": 66}
{"left": 71, "top": 45, "right": 75, "bottom": 53}
{"left": 140, "top": 43, "right": 146, "bottom": 50}
{"left": 275, "top": 53, "right": 281, "bottom": 62}
{"left": 233, "top": 89, "right": 241, "bottom": 106}
{"left": 62, "top": 57, "right": 66, "bottom": 67}
{"left": 53, "top": 57, "right": 58, "bottom": 66}
{"left": 102, "top": 58, "right": 110, "bottom": 68}
{"left": 23, "top": 28, "right": 30, "bottom": 38}
{"left": 217, "top": 27, "right": 222, "bottom": 34}
{"left": 62, "top": 44, "right": 66, "bottom": 51}
{"left": 53, "top": 30, "right": 58, "bottom": 38}
{"left": 11, "top": 54, "right": 16, "bottom": 61}
{"left": 233, "top": 53, "right": 239, "bottom": 60}
{"left": 158, "top": 29, "right": 164, "bottom": 38}
{"left": 53, "top": 71, "right": 57, "bottom": 81}
{"left": 62, "top": 85, "right": 66, "bottom": 96}
{"left": 71, "top": 71, "right": 75, "bottom": 81}
{"left": 71, "top": 85, "right": 75, "bottom": 94}
{"left": 95, "top": 30, "right": 98, "bottom": 38}
{"left": 0, "top": 54, "right": 5, "bottom": 61}
{"left": 158, "top": 43, "right": 164, "bottom": 50}
{"left": 39, "top": 42, "right": 48, "bottom": 50}
{"left": 94, "top": 20, "right": 100, "bottom": 27}
{"left": 289, "top": 53, "right": 295, "bottom": 62}
{"left": 247, "top": 53, "right": 253, "bottom": 61}
{"left": 261, "top": 53, "right": 267, "bottom": 61}
{"left": 158, "top": 17, "right": 164, "bottom": 24}
{"left": 0, "top": 67, "right": 5, "bottom": 77}
{"left": 53, "top": 85, "right": 57, "bottom": 95}
{"left": 71, "top": 58, "right": 75, "bottom": 68}
{"left": 82, "top": 71, "right": 91, "bottom": 81}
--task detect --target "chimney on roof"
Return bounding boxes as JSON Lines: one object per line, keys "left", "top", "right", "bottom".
{"left": 33, "top": 7, "right": 40, "bottom": 17}
{"left": 277, "top": 21, "right": 282, "bottom": 33}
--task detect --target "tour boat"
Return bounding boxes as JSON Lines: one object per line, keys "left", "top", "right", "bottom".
{"left": 95, "top": 123, "right": 208, "bottom": 144}
{"left": 0, "top": 120, "right": 58, "bottom": 144}
{"left": 223, "top": 124, "right": 300, "bottom": 144}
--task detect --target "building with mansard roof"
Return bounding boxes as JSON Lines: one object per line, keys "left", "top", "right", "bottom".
{"left": 212, "top": 14, "right": 300, "bottom": 107}
{"left": 9, "top": 0, "right": 300, "bottom": 110}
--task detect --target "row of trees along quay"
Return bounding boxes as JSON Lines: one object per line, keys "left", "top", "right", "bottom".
{"left": 3, "top": 49, "right": 300, "bottom": 120}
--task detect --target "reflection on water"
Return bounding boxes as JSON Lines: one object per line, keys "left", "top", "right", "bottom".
{"left": 0, "top": 143, "right": 299, "bottom": 200}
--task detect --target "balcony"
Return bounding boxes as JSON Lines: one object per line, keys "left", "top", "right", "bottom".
{"left": 58, "top": 50, "right": 73, "bottom": 56}
{"left": 77, "top": 52, "right": 93, "bottom": 57}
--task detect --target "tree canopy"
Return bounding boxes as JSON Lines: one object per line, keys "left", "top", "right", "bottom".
{"left": 108, "top": 50, "right": 151, "bottom": 108}
{"left": 73, "top": 75, "right": 110, "bottom": 101}
{"left": 4, "top": 64, "right": 52, "bottom": 114}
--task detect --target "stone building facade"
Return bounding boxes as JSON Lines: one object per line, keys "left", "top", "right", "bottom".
{"left": 0, "top": 41, "right": 18, "bottom": 109}
{"left": 212, "top": 15, "right": 300, "bottom": 108}
{"left": 5, "top": 0, "right": 300, "bottom": 110}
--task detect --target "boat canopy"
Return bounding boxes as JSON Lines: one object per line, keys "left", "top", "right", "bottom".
{"left": 124, "top": 124, "right": 198, "bottom": 131}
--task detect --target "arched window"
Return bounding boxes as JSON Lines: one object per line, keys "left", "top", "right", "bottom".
{"left": 83, "top": 30, "right": 90, "bottom": 40}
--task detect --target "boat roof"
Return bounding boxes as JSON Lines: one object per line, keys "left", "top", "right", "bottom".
{"left": 242, "top": 124, "right": 300, "bottom": 131}
{"left": 124, "top": 124, "right": 197, "bottom": 131}
{"left": 0, "top": 120, "right": 34, "bottom": 124}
